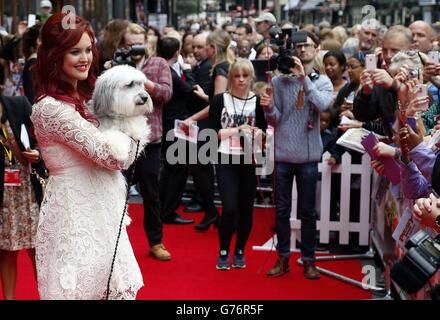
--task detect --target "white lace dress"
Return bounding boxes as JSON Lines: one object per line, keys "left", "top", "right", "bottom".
{"left": 31, "top": 96, "right": 144, "bottom": 300}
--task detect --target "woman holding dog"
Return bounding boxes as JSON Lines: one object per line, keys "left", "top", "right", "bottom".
{"left": 209, "top": 58, "right": 267, "bottom": 270}
{"left": 30, "top": 13, "right": 143, "bottom": 300}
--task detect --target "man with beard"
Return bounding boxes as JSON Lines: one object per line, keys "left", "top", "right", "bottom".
{"left": 343, "top": 19, "right": 379, "bottom": 56}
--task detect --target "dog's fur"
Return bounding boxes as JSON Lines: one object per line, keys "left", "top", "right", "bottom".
{"left": 90, "top": 65, "right": 153, "bottom": 152}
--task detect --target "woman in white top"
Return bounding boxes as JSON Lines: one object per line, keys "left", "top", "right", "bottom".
{"left": 31, "top": 13, "right": 143, "bottom": 300}
{"left": 209, "top": 58, "right": 267, "bottom": 270}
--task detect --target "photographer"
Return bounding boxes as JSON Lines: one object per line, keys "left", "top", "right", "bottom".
{"left": 261, "top": 32, "right": 333, "bottom": 279}
{"left": 107, "top": 23, "right": 173, "bottom": 261}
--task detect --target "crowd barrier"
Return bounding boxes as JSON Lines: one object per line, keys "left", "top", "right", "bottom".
{"left": 253, "top": 151, "right": 440, "bottom": 299}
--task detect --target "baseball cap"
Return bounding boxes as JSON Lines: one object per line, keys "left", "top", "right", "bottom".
{"left": 254, "top": 12, "right": 276, "bottom": 25}
{"left": 40, "top": 0, "right": 52, "bottom": 8}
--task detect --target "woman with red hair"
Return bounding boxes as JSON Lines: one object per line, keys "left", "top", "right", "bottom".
{"left": 30, "top": 13, "right": 143, "bottom": 300}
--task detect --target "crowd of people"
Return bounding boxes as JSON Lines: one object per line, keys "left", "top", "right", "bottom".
{"left": 0, "top": 0, "right": 440, "bottom": 299}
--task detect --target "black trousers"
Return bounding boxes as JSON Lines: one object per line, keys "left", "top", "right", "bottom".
{"left": 127, "top": 143, "right": 163, "bottom": 246}
{"left": 159, "top": 138, "right": 189, "bottom": 220}
{"left": 216, "top": 163, "right": 256, "bottom": 254}
{"left": 189, "top": 162, "right": 218, "bottom": 218}
{"left": 160, "top": 129, "right": 218, "bottom": 220}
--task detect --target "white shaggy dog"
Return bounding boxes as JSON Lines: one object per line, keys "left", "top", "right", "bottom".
{"left": 90, "top": 65, "right": 153, "bottom": 152}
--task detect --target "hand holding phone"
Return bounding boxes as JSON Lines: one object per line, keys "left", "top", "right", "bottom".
{"left": 265, "top": 87, "right": 272, "bottom": 96}
{"left": 365, "top": 54, "right": 377, "bottom": 71}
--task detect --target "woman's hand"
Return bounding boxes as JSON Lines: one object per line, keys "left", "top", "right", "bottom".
{"left": 338, "top": 121, "right": 362, "bottom": 131}
{"left": 193, "top": 85, "right": 209, "bottom": 102}
{"left": 326, "top": 157, "right": 337, "bottom": 167}
{"left": 22, "top": 148, "right": 41, "bottom": 164}
{"left": 405, "top": 96, "right": 430, "bottom": 117}
{"left": 360, "top": 70, "right": 374, "bottom": 95}
{"left": 182, "top": 116, "right": 196, "bottom": 127}
{"left": 103, "top": 60, "right": 112, "bottom": 70}
{"left": 260, "top": 92, "right": 272, "bottom": 110}
{"left": 339, "top": 109, "right": 354, "bottom": 120}
{"left": 373, "top": 142, "right": 396, "bottom": 158}
{"left": 413, "top": 193, "right": 440, "bottom": 232}
{"left": 340, "top": 98, "right": 353, "bottom": 113}
{"left": 371, "top": 159, "right": 385, "bottom": 175}
{"left": 423, "top": 61, "right": 440, "bottom": 82}
{"left": 399, "top": 124, "right": 423, "bottom": 153}
{"left": 238, "top": 124, "right": 255, "bottom": 134}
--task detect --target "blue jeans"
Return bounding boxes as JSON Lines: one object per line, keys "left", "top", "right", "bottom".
{"left": 275, "top": 162, "right": 318, "bottom": 261}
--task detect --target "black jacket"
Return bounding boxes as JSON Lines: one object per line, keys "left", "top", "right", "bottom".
{"left": 191, "top": 58, "right": 212, "bottom": 114}
{"left": 162, "top": 67, "right": 196, "bottom": 151}
{"left": 0, "top": 95, "right": 47, "bottom": 206}
{"left": 189, "top": 59, "right": 213, "bottom": 131}
{"left": 353, "top": 86, "right": 397, "bottom": 139}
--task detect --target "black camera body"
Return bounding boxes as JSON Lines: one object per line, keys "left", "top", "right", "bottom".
{"left": 268, "top": 27, "right": 308, "bottom": 74}
{"left": 390, "top": 230, "right": 440, "bottom": 294}
{"left": 111, "top": 45, "right": 146, "bottom": 67}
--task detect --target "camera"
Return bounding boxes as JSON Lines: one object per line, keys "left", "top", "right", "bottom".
{"left": 390, "top": 230, "right": 440, "bottom": 294}
{"left": 111, "top": 45, "right": 146, "bottom": 67}
{"left": 268, "top": 27, "right": 307, "bottom": 74}
{"left": 408, "top": 67, "right": 419, "bottom": 79}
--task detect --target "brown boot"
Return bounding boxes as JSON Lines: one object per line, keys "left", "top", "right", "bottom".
{"left": 303, "top": 261, "right": 320, "bottom": 280}
{"left": 149, "top": 243, "right": 172, "bottom": 261}
{"left": 266, "top": 256, "right": 290, "bottom": 277}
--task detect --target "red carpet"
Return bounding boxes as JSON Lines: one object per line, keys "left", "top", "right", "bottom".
{"left": 1, "top": 204, "right": 370, "bottom": 300}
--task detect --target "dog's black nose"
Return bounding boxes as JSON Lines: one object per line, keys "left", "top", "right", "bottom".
{"left": 140, "top": 94, "right": 149, "bottom": 103}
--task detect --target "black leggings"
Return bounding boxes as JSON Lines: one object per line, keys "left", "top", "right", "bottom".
{"left": 216, "top": 163, "right": 256, "bottom": 255}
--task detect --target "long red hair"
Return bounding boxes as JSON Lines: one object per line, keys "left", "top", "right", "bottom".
{"left": 33, "top": 13, "right": 99, "bottom": 124}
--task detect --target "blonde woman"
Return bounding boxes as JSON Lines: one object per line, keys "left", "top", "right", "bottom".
{"left": 189, "top": 29, "right": 235, "bottom": 122}
{"left": 209, "top": 58, "right": 267, "bottom": 270}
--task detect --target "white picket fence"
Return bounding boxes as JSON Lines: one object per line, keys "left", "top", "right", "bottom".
{"left": 253, "top": 151, "right": 372, "bottom": 252}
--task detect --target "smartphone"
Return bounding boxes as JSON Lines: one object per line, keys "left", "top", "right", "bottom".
{"left": 365, "top": 54, "right": 377, "bottom": 71}
{"left": 413, "top": 83, "right": 428, "bottom": 99}
{"left": 411, "top": 84, "right": 429, "bottom": 112}
{"left": 428, "top": 51, "right": 440, "bottom": 64}
{"left": 344, "top": 97, "right": 354, "bottom": 105}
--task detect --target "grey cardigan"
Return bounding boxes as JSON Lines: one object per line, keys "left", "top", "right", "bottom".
{"left": 265, "top": 73, "right": 333, "bottom": 164}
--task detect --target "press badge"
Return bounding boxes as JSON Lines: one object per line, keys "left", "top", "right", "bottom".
{"left": 4, "top": 169, "right": 21, "bottom": 186}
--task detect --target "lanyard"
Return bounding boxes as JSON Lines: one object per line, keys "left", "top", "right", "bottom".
{"left": 0, "top": 126, "right": 13, "bottom": 163}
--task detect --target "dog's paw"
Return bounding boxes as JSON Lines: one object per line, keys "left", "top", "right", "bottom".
{"left": 100, "top": 130, "right": 132, "bottom": 163}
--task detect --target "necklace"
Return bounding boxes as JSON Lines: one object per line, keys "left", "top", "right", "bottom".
{"left": 230, "top": 91, "right": 250, "bottom": 127}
